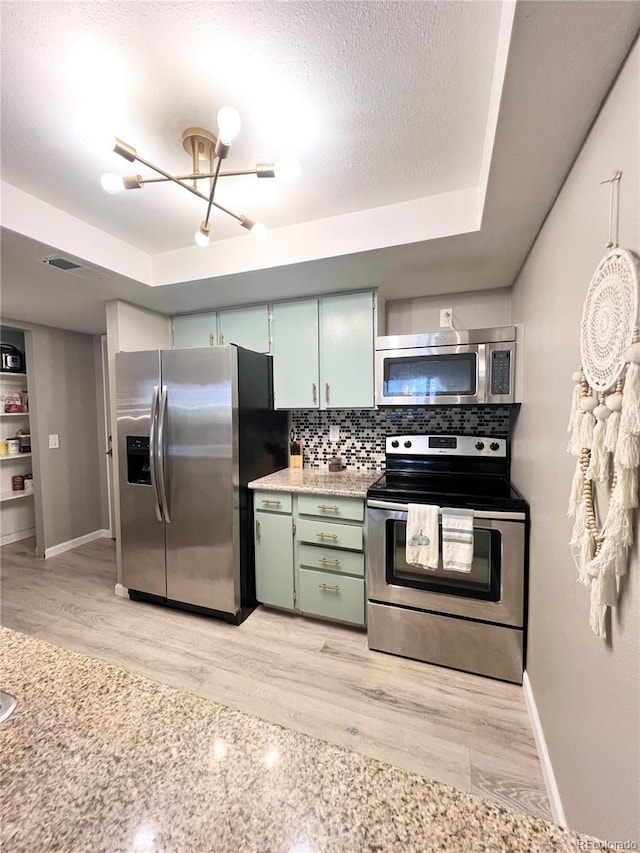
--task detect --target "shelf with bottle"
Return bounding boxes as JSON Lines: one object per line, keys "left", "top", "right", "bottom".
{"left": 0, "top": 452, "right": 31, "bottom": 462}
{"left": 0, "top": 489, "right": 33, "bottom": 504}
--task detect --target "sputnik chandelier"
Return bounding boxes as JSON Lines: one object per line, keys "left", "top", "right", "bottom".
{"left": 99, "top": 106, "right": 300, "bottom": 247}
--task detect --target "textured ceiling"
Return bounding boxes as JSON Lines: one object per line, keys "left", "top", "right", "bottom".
{"left": 1, "top": 1, "right": 639, "bottom": 335}
{"left": 1, "top": 0, "right": 501, "bottom": 252}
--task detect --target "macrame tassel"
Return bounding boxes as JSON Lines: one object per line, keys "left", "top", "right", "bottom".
{"left": 567, "top": 461, "right": 583, "bottom": 516}
{"left": 578, "top": 411, "right": 595, "bottom": 450}
{"left": 602, "top": 498, "right": 633, "bottom": 548}
{"left": 619, "top": 361, "right": 640, "bottom": 435}
{"left": 615, "top": 430, "right": 640, "bottom": 469}
{"left": 604, "top": 410, "right": 620, "bottom": 453}
{"left": 579, "top": 531, "right": 595, "bottom": 584}
{"left": 570, "top": 500, "right": 586, "bottom": 548}
{"left": 567, "top": 382, "right": 581, "bottom": 432}
{"left": 589, "top": 569, "right": 618, "bottom": 639}
{"left": 614, "top": 466, "right": 639, "bottom": 511}
{"left": 586, "top": 419, "right": 609, "bottom": 481}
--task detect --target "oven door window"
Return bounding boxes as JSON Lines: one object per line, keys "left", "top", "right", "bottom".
{"left": 383, "top": 353, "right": 476, "bottom": 397}
{"left": 386, "top": 519, "right": 501, "bottom": 601}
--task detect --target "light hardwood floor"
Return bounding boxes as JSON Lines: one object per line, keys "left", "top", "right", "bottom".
{"left": 0, "top": 536, "right": 551, "bottom": 821}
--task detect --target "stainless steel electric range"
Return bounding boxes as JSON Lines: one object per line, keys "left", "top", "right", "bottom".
{"left": 366, "top": 434, "right": 529, "bottom": 684}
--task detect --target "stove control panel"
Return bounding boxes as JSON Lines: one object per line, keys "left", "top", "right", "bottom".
{"left": 386, "top": 435, "right": 507, "bottom": 458}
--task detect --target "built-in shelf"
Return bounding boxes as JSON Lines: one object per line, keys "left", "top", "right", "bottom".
{"left": 0, "top": 453, "right": 31, "bottom": 462}
{"left": 0, "top": 490, "right": 33, "bottom": 503}
{"left": 0, "top": 412, "right": 29, "bottom": 418}
{"left": 0, "top": 373, "right": 27, "bottom": 380}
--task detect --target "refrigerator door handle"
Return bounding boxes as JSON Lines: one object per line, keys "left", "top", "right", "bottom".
{"left": 157, "top": 384, "right": 172, "bottom": 523}
{"left": 149, "top": 385, "right": 163, "bottom": 522}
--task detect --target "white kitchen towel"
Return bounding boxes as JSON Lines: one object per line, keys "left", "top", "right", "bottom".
{"left": 441, "top": 507, "right": 475, "bottom": 572}
{"left": 406, "top": 504, "right": 439, "bottom": 571}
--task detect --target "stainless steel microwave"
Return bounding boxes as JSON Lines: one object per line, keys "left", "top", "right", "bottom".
{"left": 375, "top": 326, "right": 518, "bottom": 406}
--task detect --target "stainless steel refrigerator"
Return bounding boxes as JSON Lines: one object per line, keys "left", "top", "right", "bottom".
{"left": 116, "top": 345, "right": 288, "bottom": 624}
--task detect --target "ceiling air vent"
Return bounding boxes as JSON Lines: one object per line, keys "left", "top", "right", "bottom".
{"left": 42, "top": 256, "right": 82, "bottom": 271}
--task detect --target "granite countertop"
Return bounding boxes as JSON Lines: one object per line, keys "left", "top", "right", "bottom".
{"left": 1, "top": 627, "right": 598, "bottom": 853}
{"left": 248, "top": 467, "right": 381, "bottom": 499}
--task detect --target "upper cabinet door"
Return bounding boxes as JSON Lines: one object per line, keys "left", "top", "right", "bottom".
{"left": 320, "top": 291, "right": 375, "bottom": 409}
{"left": 272, "top": 299, "right": 320, "bottom": 410}
{"left": 172, "top": 312, "right": 218, "bottom": 348}
{"left": 218, "top": 305, "right": 271, "bottom": 354}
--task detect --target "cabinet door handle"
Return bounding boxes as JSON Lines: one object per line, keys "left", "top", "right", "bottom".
{"left": 319, "top": 557, "right": 340, "bottom": 566}
{"left": 255, "top": 520, "right": 261, "bottom": 541}
{"left": 209, "top": 333, "right": 215, "bottom": 347}
{"left": 317, "top": 504, "right": 339, "bottom": 511}
{"left": 220, "top": 333, "right": 225, "bottom": 344}
{"left": 319, "top": 583, "right": 340, "bottom": 592}
{"left": 325, "top": 383, "right": 330, "bottom": 404}
{"left": 316, "top": 532, "right": 338, "bottom": 540}
{"left": 261, "top": 498, "right": 282, "bottom": 506}
{"left": 312, "top": 382, "right": 317, "bottom": 404}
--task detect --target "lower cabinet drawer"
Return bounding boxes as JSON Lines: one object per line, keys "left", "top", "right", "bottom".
{"left": 298, "top": 544, "right": 364, "bottom": 577}
{"left": 297, "top": 494, "right": 364, "bottom": 521}
{"left": 298, "top": 568, "right": 365, "bottom": 626}
{"left": 295, "top": 517, "right": 363, "bottom": 550}
{"left": 253, "top": 491, "right": 292, "bottom": 513}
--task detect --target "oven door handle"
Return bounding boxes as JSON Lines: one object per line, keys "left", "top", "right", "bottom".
{"left": 366, "top": 499, "right": 526, "bottom": 522}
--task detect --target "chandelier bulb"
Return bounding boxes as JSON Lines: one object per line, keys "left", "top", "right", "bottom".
{"left": 217, "top": 106, "right": 241, "bottom": 144}
{"left": 251, "top": 223, "right": 268, "bottom": 241}
{"left": 274, "top": 157, "right": 301, "bottom": 182}
{"left": 101, "top": 173, "right": 125, "bottom": 194}
{"left": 195, "top": 222, "right": 211, "bottom": 248}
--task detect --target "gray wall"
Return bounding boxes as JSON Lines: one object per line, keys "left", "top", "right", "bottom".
{"left": 18, "top": 321, "right": 107, "bottom": 553}
{"left": 511, "top": 38, "right": 639, "bottom": 843}
{"left": 386, "top": 288, "right": 511, "bottom": 334}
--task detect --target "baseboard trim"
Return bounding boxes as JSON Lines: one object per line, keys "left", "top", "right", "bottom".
{"left": 114, "top": 583, "right": 129, "bottom": 599}
{"left": 44, "top": 528, "right": 111, "bottom": 559}
{"left": 523, "top": 671, "right": 567, "bottom": 826}
{"left": 0, "top": 527, "right": 36, "bottom": 547}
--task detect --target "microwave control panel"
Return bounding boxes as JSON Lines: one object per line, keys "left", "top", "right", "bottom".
{"left": 490, "top": 350, "right": 511, "bottom": 395}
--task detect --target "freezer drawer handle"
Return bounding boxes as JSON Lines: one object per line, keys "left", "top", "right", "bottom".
{"left": 319, "top": 557, "right": 340, "bottom": 566}
{"left": 319, "top": 583, "right": 340, "bottom": 592}
{"left": 261, "top": 498, "right": 282, "bottom": 506}
{"left": 317, "top": 504, "right": 339, "bottom": 511}
{"left": 157, "top": 384, "right": 171, "bottom": 523}
{"left": 149, "top": 385, "right": 163, "bottom": 522}
{"left": 316, "top": 532, "right": 338, "bottom": 540}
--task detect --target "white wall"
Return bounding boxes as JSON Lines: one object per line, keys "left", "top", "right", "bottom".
{"left": 386, "top": 288, "right": 511, "bottom": 334}
{"left": 511, "top": 38, "right": 639, "bottom": 843}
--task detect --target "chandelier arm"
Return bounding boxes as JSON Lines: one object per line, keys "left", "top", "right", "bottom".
{"left": 203, "top": 157, "right": 224, "bottom": 229}
{"left": 139, "top": 168, "right": 261, "bottom": 184}
{"left": 134, "top": 155, "right": 210, "bottom": 203}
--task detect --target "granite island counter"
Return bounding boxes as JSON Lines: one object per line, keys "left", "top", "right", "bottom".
{"left": 248, "top": 467, "right": 380, "bottom": 499}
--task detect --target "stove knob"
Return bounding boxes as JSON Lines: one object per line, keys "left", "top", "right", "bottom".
{"left": 490, "top": 441, "right": 500, "bottom": 451}
{"left": 404, "top": 440, "right": 412, "bottom": 448}
{"left": 391, "top": 440, "right": 399, "bottom": 448}
{"left": 475, "top": 441, "right": 485, "bottom": 451}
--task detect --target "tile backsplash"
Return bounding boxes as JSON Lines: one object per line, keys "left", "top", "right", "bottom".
{"left": 291, "top": 406, "right": 515, "bottom": 470}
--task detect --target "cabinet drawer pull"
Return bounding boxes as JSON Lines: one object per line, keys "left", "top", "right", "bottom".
{"left": 316, "top": 532, "right": 338, "bottom": 540}
{"left": 312, "top": 382, "right": 317, "bottom": 404}
{"left": 325, "top": 382, "right": 330, "bottom": 404}
{"left": 319, "top": 583, "right": 341, "bottom": 592}
{"left": 255, "top": 520, "right": 261, "bottom": 540}
{"left": 317, "top": 504, "right": 339, "bottom": 511}
{"left": 319, "top": 557, "right": 340, "bottom": 566}
{"left": 261, "top": 498, "right": 282, "bottom": 506}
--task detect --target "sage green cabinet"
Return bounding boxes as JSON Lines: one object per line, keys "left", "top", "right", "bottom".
{"left": 172, "top": 312, "right": 218, "bottom": 348}
{"left": 253, "top": 489, "right": 366, "bottom": 627}
{"left": 272, "top": 291, "right": 375, "bottom": 410}
{"left": 271, "top": 299, "right": 319, "bottom": 409}
{"left": 218, "top": 305, "right": 270, "bottom": 353}
{"left": 254, "top": 508, "right": 295, "bottom": 610}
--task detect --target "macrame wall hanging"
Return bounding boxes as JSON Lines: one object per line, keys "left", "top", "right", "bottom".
{"left": 567, "top": 171, "right": 640, "bottom": 638}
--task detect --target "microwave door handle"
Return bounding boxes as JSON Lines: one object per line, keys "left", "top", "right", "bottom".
{"left": 157, "top": 384, "right": 171, "bottom": 523}
{"left": 149, "top": 385, "right": 163, "bottom": 522}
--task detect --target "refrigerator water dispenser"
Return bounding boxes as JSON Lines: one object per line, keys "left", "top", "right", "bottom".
{"left": 126, "top": 436, "right": 151, "bottom": 485}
